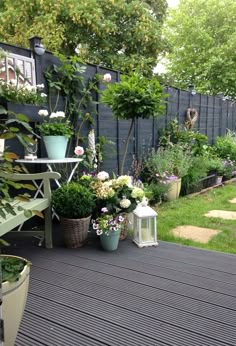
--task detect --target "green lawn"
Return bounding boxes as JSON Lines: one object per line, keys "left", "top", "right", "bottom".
{"left": 157, "top": 183, "right": 236, "bottom": 254}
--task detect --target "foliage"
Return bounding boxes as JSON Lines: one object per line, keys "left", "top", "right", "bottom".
{"left": 158, "top": 183, "right": 236, "bottom": 254}
{"left": 52, "top": 182, "right": 96, "bottom": 219}
{"left": 221, "top": 158, "right": 236, "bottom": 180}
{"left": 181, "top": 156, "right": 208, "bottom": 196}
{"left": 213, "top": 133, "right": 236, "bottom": 162}
{"left": 92, "top": 212, "right": 125, "bottom": 236}
{"left": 164, "top": 0, "right": 236, "bottom": 98}
{"left": 0, "top": 256, "right": 28, "bottom": 282}
{"left": 37, "top": 110, "right": 74, "bottom": 137}
{"left": 0, "top": 0, "right": 167, "bottom": 74}
{"left": 0, "top": 109, "right": 38, "bottom": 218}
{"left": 159, "top": 119, "right": 209, "bottom": 156}
{"left": 141, "top": 146, "right": 192, "bottom": 183}
{"left": 102, "top": 72, "right": 165, "bottom": 121}
{"left": 205, "top": 156, "right": 225, "bottom": 176}
{"left": 144, "top": 182, "right": 169, "bottom": 205}
{"left": 44, "top": 54, "right": 99, "bottom": 150}
{"left": 102, "top": 72, "right": 166, "bottom": 174}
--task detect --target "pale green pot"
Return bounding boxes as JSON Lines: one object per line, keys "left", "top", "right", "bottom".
{"left": 166, "top": 178, "right": 182, "bottom": 202}
{"left": 100, "top": 230, "right": 121, "bottom": 251}
{"left": 43, "top": 136, "right": 68, "bottom": 159}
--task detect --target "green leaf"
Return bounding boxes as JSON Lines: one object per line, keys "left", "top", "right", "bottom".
{"left": 32, "top": 210, "right": 44, "bottom": 219}
{"left": 16, "top": 113, "right": 29, "bottom": 122}
{"left": 0, "top": 106, "right": 7, "bottom": 114}
{"left": 24, "top": 209, "right": 32, "bottom": 218}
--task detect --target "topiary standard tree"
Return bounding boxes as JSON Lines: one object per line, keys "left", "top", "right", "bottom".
{"left": 102, "top": 72, "right": 166, "bottom": 175}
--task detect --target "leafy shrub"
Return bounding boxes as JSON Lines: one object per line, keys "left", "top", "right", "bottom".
{"left": 214, "top": 133, "right": 236, "bottom": 162}
{"left": 159, "top": 119, "right": 209, "bottom": 156}
{"left": 144, "top": 182, "right": 169, "bottom": 205}
{"left": 141, "top": 146, "right": 192, "bottom": 182}
{"left": 205, "top": 156, "right": 225, "bottom": 175}
{"left": 52, "top": 182, "right": 96, "bottom": 219}
{"left": 181, "top": 156, "right": 208, "bottom": 195}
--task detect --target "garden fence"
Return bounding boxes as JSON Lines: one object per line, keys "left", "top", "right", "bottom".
{"left": 1, "top": 40, "right": 236, "bottom": 174}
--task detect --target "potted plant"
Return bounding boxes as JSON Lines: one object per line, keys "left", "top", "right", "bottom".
{"left": 37, "top": 110, "right": 74, "bottom": 159}
{"left": 83, "top": 171, "right": 146, "bottom": 239}
{"left": 141, "top": 146, "right": 192, "bottom": 201}
{"left": 102, "top": 72, "right": 165, "bottom": 174}
{"left": 205, "top": 156, "right": 225, "bottom": 185}
{"left": 92, "top": 210, "right": 125, "bottom": 251}
{"left": 1, "top": 249, "right": 31, "bottom": 346}
{"left": 52, "top": 182, "right": 96, "bottom": 248}
{"left": 0, "top": 114, "right": 35, "bottom": 345}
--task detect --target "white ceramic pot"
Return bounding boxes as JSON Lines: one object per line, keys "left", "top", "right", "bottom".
{"left": 2, "top": 255, "right": 30, "bottom": 346}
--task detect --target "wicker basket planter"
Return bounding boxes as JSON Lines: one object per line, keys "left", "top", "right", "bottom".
{"left": 60, "top": 215, "right": 91, "bottom": 248}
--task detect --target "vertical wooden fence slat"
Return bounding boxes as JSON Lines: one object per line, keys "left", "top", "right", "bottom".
{"left": 116, "top": 71, "right": 120, "bottom": 174}
{"left": 95, "top": 65, "right": 100, "bottom": 139}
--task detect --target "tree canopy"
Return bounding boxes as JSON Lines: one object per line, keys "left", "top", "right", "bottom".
{"left": 0, "top": 0, "right": 167, "bottom": 74}
{"left": 164, "top": 0, "right": 236, "bottom": 98}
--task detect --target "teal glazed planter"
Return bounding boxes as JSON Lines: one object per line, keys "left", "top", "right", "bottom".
{"left": 43, "top": 136, "right": 68, "bottom": 159}
{"left": 100, "top": 230, "right": 121, "bottom": 251}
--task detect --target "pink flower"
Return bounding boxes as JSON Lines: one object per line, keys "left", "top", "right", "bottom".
{"left": 74, "top": 146, "right": 84, "bottom": 156}
{"left": 101, "top": 207, "right": 108, "bottom": 213}
{"left": 103, "top": 73, "right": 112, "bottom": 82}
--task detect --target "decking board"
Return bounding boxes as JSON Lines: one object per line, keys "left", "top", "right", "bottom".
{"left": 9, "top": 239, "right": 236, "bottom": 346}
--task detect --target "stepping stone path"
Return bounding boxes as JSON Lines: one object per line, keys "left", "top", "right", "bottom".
{"left": 205, "top": 210, "right": 236, "bottom": 220}
{"left": 171, "top": 225, "right": 221, "bottom": 244}
{"left": 171, "top": 198, "right": 236, "bottom": 243}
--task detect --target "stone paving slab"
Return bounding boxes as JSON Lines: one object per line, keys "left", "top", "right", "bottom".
{"left": 171, "top": 225, "right": 221, "bottom": 243}
{"left": 229, "top": 198, "right": 236, "bottom": 203}
{"left": 205, "top": 210, "right": 236, "bottom": 220}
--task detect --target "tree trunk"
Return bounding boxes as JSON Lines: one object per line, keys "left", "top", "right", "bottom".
{"left": 120, "top": 118, "right": 135, "bottom": 175}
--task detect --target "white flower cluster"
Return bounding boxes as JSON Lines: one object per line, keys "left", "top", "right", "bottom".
{"left": 120, "top": 198, "right": 131, "bottom": 209}
{"left": 97, "top": 171, "right": 109, "bottom": 181}
{"left": 50, "top": 111, "right": 65, "bottom": 119}
{"left": 38, "top": 109, "right": 48, "bottom": 116}
{"left": 131, "top": 187, "right": 145, "bottom": 199}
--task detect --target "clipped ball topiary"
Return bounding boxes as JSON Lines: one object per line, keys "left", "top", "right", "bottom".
{"left": 52, "top": 182, "right": 96, "bottom": 219}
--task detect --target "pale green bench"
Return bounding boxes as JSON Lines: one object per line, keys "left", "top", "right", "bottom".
{"left": 0, "top": 171, "right": 61, "bottom": 248}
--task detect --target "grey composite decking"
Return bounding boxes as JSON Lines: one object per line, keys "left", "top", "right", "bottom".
{"left": 9, "top": 240, "right": 236, "bottom": 346}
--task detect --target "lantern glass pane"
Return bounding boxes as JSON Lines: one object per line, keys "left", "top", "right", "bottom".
{"left": 141, "top": 217, "right": 155, "bottom": 242}
{"left": 133, "top": 214, "right": 139, "bottom": 242}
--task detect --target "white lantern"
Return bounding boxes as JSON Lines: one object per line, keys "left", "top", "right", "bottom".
{"left": 133, "top": 205, "right": 158, "bottom": 248}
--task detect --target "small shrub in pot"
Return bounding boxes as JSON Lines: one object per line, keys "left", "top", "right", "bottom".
{"left": 52, "top": 183, "right": 96, "bottom": 247}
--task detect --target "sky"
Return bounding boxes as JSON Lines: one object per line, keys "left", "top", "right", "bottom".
{"left": 167, "top": 0, "right": 179, "bottom": 7}
{"left": 153, "top": 0, "right": 179, "bottom": 74}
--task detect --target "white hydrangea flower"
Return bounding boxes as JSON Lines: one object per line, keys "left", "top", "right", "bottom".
{"left": 131, "top": 187, "right": 145, "bottom": 199}
{"left": 120, "top": 198, "right": 131, "bottom": 209}
{"left": 97, "top": 171, "right": 109, "bottom": 181}
{"left": 50, "top": 111, "right": 65, "bottom": 119}
{"left": 40, "top": 93, "right": 47, "bottom": 98}
{"left": 103, "top": 73, "right": 112, "bottom": 82}
{"left": 117, "top": 175, "right": 132, "bottom": 187}
{"left": 55, "top": 111, "right": 65, "bottom": 118}
{"left": 38, "top": 109, "right": 49, "bottom": 116}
